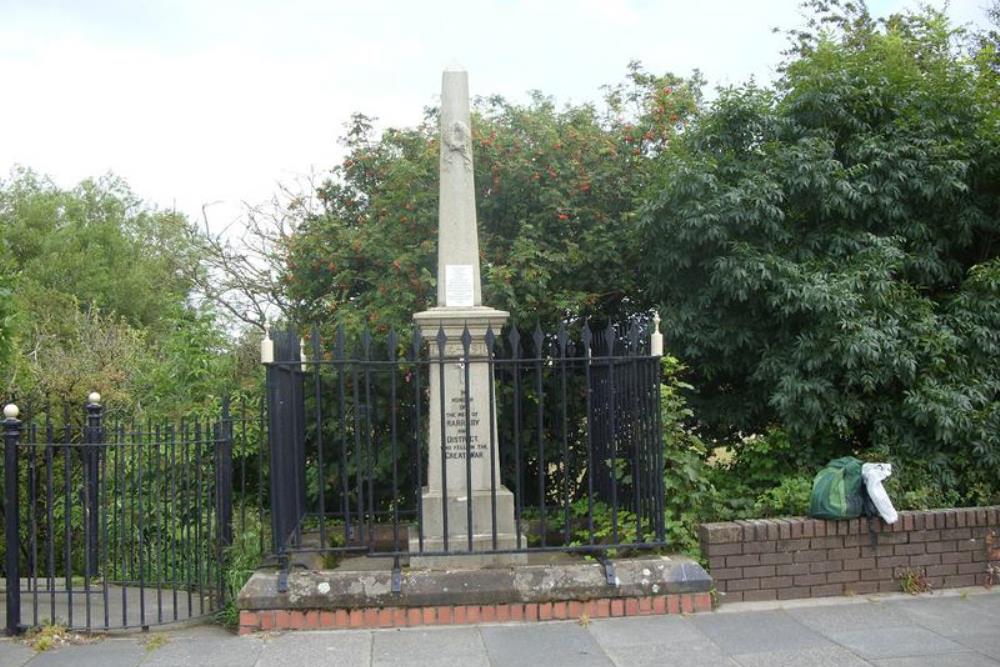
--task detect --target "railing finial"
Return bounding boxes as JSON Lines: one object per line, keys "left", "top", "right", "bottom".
{"left": 261, "top": 320, "right": 274, "bottom": 364}
{"left": 651, "top": 311, "right": 663, "bottom": 357}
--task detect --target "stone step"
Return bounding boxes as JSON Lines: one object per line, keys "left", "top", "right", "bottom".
{"left": 237, "top": 554, "right": 713, "bottom": 633}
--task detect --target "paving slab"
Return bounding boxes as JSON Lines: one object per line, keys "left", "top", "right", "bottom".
{"left": 888, "top": 595, "right": 1000, "bottom": 636}
{"left": 0, "top": 581, "right": 211, "bottom": 632}
{"left": 26, "top": 639, "right": 145, "bottom": 667}
{"left": 965, "top": 591, "right": 1000, "bottom": 614}
{"left": 139, "top": 629, "right": 263, "bottom": 666}
{"left": 732, "top": 647, "right": 874, "bottom": 667}
{"left": 948, "top": 632, "right": 1000, "bottom": 661}
{"left": 586, "top": 615, "right": 707, "bottom": 646}
{"left": 0, "top": 639, "right": 35, "bottom": 667}
{"left": 825, "top": 626, "right": 966, "bottom": 660}
{"left": 139, "top": 624, "right": 232, "bottom": 639}
{"left": 257, "top": 630, "right": 371, "bottom": 667}
{"left": 482, "top": 622, "right": 614, "bottom": 667}
{"left": 691, "top": 610, "right": 835, "bottom": 655}
{"left": 599, "top": 642, "right": 738, "bottom": 667}
{"left": 587, "top": 615, "right": 735, "bottom": 667}
{"left": 872, "top": 652, "right": 1000, "bottom": 667}
{"left": 787, "top": 599, "right": 913, "bottom": 634}
{"left": 372, "top": 627, "right": 488, "bottom": 667}
{"left": 3, "top": 588, "right": 996, "bottom": 666}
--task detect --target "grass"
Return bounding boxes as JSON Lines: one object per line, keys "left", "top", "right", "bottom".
{"left": 22, "top": 623, "right": 98, "bottom": 652}
{"left": 215, "top": 515, "right": 267, "bottom": 630}
{"left": 895, "top": 567, "right": 932, "bottom": 595}
{"left": 142, "top": 633, "right": 169, "bottom": 652}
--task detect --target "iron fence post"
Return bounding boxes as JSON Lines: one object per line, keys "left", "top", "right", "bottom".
{"left": 4, "top": 404, "right": 23, "bottom": 636}
{"left": 84, "top": 394, "right": 103, "bottom": 577}
{"left": 216, "top": 396, "right": 234, "bottom": 602}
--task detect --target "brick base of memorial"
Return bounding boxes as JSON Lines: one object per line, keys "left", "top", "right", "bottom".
{"left": 237, "top": 593, "right": 712, "bottom": 633}
{"left": 700, "top": 506, "right": 1000, "bottom": 603}
{"left": 236, "top": 555, "right": 713, "bottom": 634}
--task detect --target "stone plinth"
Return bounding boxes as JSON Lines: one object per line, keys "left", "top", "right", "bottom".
{"left": 410, "top": 307, "right": 524, "bottom": 568}
{"left": 236, "top": 554, "right": 714, "bottom": 633}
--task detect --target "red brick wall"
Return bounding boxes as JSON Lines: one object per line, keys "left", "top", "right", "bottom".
{"left": 699, "top": 507, "right": 1000, "bottom": 603}
{"left": 237, "top": 593, "right": 713, "bottom": 634}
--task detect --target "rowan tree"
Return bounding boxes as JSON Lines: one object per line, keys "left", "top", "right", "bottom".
{"left": 283, "top": 64, "right": 703, "bottom": 336}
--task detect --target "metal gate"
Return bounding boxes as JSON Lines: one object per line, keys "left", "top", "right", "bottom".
{"left": 2, "top": 397, "right": 233, "bottom": 634}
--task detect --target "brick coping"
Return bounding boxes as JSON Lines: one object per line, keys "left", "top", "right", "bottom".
{"left": 238, "top": 592, "right": 712, "bottom": 634}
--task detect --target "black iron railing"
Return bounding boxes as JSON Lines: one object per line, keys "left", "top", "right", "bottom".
{"left": 265, "top": 320, "right": 666, "bottom": 566}
{"left": 1, "top": 398, "right": 265, "bottom": 634}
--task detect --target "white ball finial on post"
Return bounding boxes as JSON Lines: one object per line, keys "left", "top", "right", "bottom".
{"left": 3, "top": 403, "right": 19, "bottom": 420}
{"left": 650, "top": 311, "right": 664, "bottom": 357}
{"left": 87, "top": 392, "right": 101, "bottom": 405}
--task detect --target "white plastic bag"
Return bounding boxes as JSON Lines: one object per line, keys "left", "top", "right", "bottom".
{"left": 862, "top": 462, "right": 898, "bottom": 524}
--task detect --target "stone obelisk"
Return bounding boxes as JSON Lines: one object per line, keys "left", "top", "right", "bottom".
{"left": 410, "top": 68, "right": 522, "bottom": 568}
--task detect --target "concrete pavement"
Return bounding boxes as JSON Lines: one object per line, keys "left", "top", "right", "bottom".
{"left": 1, "top": 588, "right": 998, "bottom": 666}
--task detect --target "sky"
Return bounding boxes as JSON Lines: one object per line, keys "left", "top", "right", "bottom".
{"left": 0, "top": 0, "right": 993, "bottom": 231}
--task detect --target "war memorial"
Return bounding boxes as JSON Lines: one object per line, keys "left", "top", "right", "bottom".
{"left": 235, "top": 69, "right": 711, "bottom": 631}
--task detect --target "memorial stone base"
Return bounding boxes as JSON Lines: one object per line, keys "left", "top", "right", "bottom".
{"left": 410, "top": 305, "right": 525, "bottom": 569}
{"left": 408, "top": 487, "right": 527, "bottom": 569}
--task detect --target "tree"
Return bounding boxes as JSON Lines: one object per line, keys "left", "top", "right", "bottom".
{"left": 0, "top": 216, "right": 17, "bottom": 371}
{"left": 0, "top": 168, "right": 233, "bottom": 416}
{"left": 638, "top": 2, "right": 1000, "bottom": 499}
{"left": 189, "top": 180, "right": 319, "bottom": 332}
{"left": 0, "top": 169, "right": 196, "bottom": 332}
{"left": 282, "top": 64, "right": 703, "bottom": 336}
{"left": 977, "top": 0, "right": 1000, "bottom": 74}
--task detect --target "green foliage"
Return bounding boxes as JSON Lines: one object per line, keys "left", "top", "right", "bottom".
{"left": 216, "top": 512, "right": 268, "bottom": 629}
{"left": 895, "top": 566, "right": 932, "bottom": 594}
{"left": 542, "top": 498, "right": 650, "bottom": 555}
{"left": 708, "top": 429, "right": 819, "bottom": 520}
{"left": 974, "top": 0, "right": 1000, "bottom": 76}
{"left": 22, "top": 624, "right": 85, "bottom": 652}
{"left": 0, "top": 167, "right": 241, "bottom": 419}
{"left": 134, "top": 307, "right": 235, "bottom": 418}
{"left": 526, "top": 355, "right": 714, "bottom": 558}
{"left": 659, "top": 355, "right": 715, "bottom": 555}
{"left": 881, "top": 457, "right": 962, "bottom": 510}
{"left": 13, "top": 304, "right": 148, "bottom": 408}
{"left": 638, "top": 2, "right": 1000, "bottom": 503}
{"left": 752, "top": 475, "right": 813, "bottom": 518}
{"left": 0, "top": 168, "right": 195, "bottom": 331}
{"left": 283, "top": 64, "right": 702, "bottom": 336}
{"left": 0, "top": 233, "right": 15, "bottom": 368}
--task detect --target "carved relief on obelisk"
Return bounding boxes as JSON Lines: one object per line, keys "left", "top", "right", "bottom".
{"left": 443, "top": 121, "right": 473, "bottom": 170}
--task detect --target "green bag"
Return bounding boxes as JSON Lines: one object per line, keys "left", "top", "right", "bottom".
{"left": 809, "top": 457, "right": 865, "bottom": 520}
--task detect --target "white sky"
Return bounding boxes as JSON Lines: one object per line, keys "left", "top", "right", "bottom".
{"left": 0, "top": 0, "right": 992, "bottom": 230}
